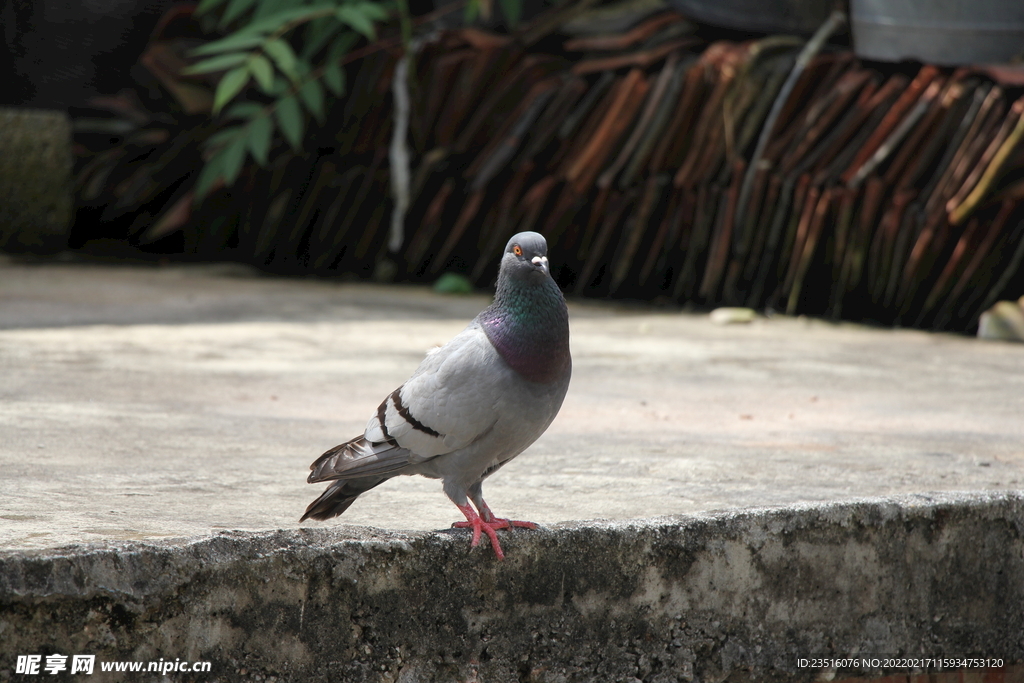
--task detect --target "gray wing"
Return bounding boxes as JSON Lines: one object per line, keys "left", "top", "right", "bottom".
{"left": 365, "top": 321, "right": 505, "bottom": 458}
{"left": 308, "top": 322, "right": 505, "bottom": 482}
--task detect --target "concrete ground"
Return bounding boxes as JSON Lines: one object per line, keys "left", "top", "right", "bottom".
{"left": 2, "top": 257, "right": 1024, "bottom": 551}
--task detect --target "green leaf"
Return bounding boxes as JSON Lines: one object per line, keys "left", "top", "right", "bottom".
{"left": 239, "top": 5, "right": 337, "bottom": 37}
{"left": 293, "top": 56, "right": 312, "bottom": 78}
{"left": 275, "top": 95, "right": 304, "bottom": 150}
{"left": 268, "top": 75, "right": 291, "bottom": 96}
{"left": 197, "top": 13, "right": 220, "bottom": 35}
{"left": 253, "top": 0, "right": 297, "bottom": 20}
{"left": 220, "top": 0, "right": 259, "bottom": 27}
{"left": 432, "top": 273, "right": 474, "bottom": 294}
{"left": 497, "top": 0, "right": 521, "bottom": 26}
{"left": 224, "top": 102, "right": 264, "bottom": 120}
{"left": 354, "top": 2, "right": 390, "bottom": 22}
{"left": 331, "top": 29, "right": 360, "bottom": 54}
{"left": 263, "top": 38, "right": 299, "bottom": 81}
{"left": 331, "top": 30, "right": 360, "bottom": 56}
{"left": 194, "top": 153, "right": 225, "bottom": 201}
{"left": 301, "top": 16, "right": 341, "bottom": 60}
{"left": 299, "top": 80, "right": 325, "bottom": 123}
{"left": 183, "top": 52, "right": 249, "bottom": 75}
{"left": 205, "top": 127, "right": 243, "bottom": 149}
{"left": 213, "top": 66, "right": 250, "bottom": 114}
{"left": 464, "top": 0, "right": 480, "bottom": 23}
{"left": 323, "top": 32, "right": 357, "bottom": 96}
{"left": 323, "top": 61, "right": 346, "bottom": 96}
{"left": 191, "top": 33, "right": 265, "bottom": 56}
{"left": 335, "top": 5, "right": 376, "bottom": 39}
{"left": 195, "top": 0, "right": 229, "bottom": 16}
{"left": 247, "top": 54, "right": 275, "bottom": 92}
{"left": 247, "top": 115, "right": 273, "bottom": 166}
{"left": 220, "top": 134, "right": 249, "bottom": 185}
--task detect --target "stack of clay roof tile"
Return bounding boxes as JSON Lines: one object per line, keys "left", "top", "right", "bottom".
{"left": 402, "top": 19, "right": 1024, "bottom": 330}
{"left": 70, "top": 3, "right": 1024, "bottom": 332}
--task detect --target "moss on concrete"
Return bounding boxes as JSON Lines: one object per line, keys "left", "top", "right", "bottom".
{"left": 2, "top": 493, "right": 1023, "bottom": 683}
{"left": 0, "top": 108, "right": 72, "bottom": 253}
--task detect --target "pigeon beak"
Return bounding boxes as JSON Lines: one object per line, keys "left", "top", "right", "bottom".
{"left": 531, "top": 255, "right": 549, "bottom": 274}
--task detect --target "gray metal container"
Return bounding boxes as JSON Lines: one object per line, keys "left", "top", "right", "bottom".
{"left": 666, "top": 0, "right": 840, "bottom": 35}
{"left": 852, "top": 0, "right": 1024, "bottom": 65}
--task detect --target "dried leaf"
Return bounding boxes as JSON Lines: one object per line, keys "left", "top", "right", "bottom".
{"left": 194, "top": 153, "right": 225, "bottom": 201}
{"left": 143, "top": 191, "right": 194, "bottom": 242}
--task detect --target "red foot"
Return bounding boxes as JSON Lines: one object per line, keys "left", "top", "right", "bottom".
{"left": 452, "top": 503, "right": 537, "bottom": 560}
{"left": 476, "top": 500, "right": 538, "bottom": 531}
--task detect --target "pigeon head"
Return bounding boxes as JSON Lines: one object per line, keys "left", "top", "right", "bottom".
{"left": 499, "top": 231, "right": 551, "bottom": 282}
{"left": 479, "top": 231, "right": 570, "bottom": 384}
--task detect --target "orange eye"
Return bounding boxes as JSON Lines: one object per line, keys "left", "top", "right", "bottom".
{"left": 513, "top": 244, "right": 523, "bottom": 256}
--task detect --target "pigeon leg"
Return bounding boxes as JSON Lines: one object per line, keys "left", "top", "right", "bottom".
{"left": 452, "top": 502, "right": 508, "bottom": 560}
{"left": 466, "top": 482, "right": 538, "bottom": 529}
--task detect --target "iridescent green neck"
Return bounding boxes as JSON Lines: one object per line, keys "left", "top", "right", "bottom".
{"left": 479, "top": 276, "right": 570, "bottom": 384}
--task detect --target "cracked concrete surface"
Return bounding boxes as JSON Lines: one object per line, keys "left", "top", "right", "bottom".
{"left": 1, "top": 259, "right": 1023, "bottom": 681}
{"left": 1, "top": 260, "right": 1023, "bottom": 550}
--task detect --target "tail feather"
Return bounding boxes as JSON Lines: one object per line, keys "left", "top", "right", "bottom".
{"left": 300, "top": 476, "right": 389, "bottom": 521}
{"left": 308, "top": 436, "right": 410, "bottom": 483}
{"left": 302, "top": 434, "right": 412, "bottom": 521}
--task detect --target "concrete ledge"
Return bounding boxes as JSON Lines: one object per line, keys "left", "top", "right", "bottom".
{"left": 3, "top": 492, "right": 1022, "bottom": 683}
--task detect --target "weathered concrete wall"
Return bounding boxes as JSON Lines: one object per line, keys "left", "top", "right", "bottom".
{"left": 2, "top": 492, "right": 1022, "bottom": 683}
{"left": 0, "top": 108, "right": 72, "bottom": 253}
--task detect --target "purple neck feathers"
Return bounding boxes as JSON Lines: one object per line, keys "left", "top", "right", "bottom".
{"left": 479, "top": 277, "right": 570, "bottom": 384}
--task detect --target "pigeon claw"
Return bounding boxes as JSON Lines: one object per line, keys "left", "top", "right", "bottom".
{"left": 477, "top": 516, "right": 538, "bottom": 531}
{"left": 453, "top": 503, "right": 536, "bottom": 560}
{"left": 476, "top": 501, "right": 539, "bottom": 531}
{"left": 503, "top": 519, "right": 539, "bottom": 529}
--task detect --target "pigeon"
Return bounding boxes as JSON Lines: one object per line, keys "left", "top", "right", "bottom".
{"left": 301, "top": 231, "right": 571, "bottom": 559}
